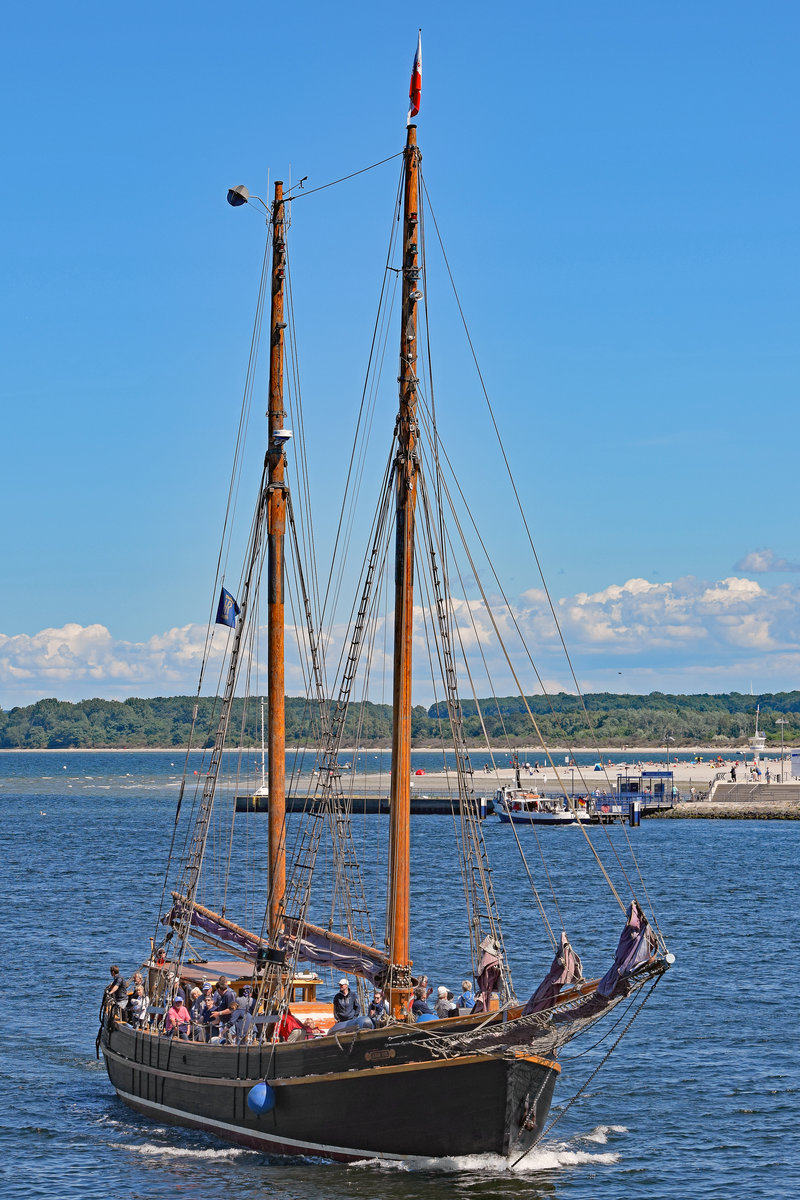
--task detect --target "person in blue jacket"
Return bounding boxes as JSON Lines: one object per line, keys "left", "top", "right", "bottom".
{"left": 331, "top": 977, "right": 372, "bottom": 1033}
{"left": 411, "top": 986, "right": 432, "bottom": 1017}
{"left": 456, "top": 979, "right": 476, "bottom": 1010}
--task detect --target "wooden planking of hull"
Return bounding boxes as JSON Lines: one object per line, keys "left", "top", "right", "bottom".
{"left": 101, "top": 1021, "right": 559, "bottom": 1160}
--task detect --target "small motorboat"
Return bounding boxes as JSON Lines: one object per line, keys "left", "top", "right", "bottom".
{"left": 493, "top": 786, "right": 591, "bottom": 826}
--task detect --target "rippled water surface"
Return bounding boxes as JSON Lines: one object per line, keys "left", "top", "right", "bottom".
{"left": 1, "top": 751, "right": 797, "bottom": 1199}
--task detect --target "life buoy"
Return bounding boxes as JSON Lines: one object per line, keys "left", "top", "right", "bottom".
{"left": 601, "top": 804, "right": 610, "bottom": 813}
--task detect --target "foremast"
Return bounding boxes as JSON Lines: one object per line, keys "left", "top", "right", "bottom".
{"left": 387, "top": 124, "right": 421, "bottom": 1019}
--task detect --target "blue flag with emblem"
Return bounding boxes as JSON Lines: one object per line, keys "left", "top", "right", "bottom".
{"left": 216, "top": 586, "right": 241, "bottom": 629}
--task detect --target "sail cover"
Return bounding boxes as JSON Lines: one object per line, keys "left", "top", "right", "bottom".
{"left": 163, "top": 896, "right": 389, "bottom": 983}
{"left": 280, "top": 917, "right": 389, "bottom": 984}
{"left": 163, "top": 895, "right": 261, "bottom": 958}
{"left": 597, "top": 901, "right": 658, "bottom": 999}
{"left": 523, "top": 931, "right": 583, "bottom": 1014}
{"left": 473, "top": 935, "right": 502, "bottom": 1012}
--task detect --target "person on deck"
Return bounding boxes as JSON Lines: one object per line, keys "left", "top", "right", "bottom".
{"left": 189, "top": 987, "right": 206, "bottom": 1039}
{"left": 106, "top": 965, "right": 128, "bottom": 1011}
{"left": 202, "top": 990, "right": 219, "bottom": 1040}
{"left": 213, "top": 976, "right": 237, "bottom": 1028}
{"left": 129, "top": 984, "right": 149, "bottom": 1028}
{"left": 127, "top": 971, "right": 145, "bottom": 1005}
{"left": 415, "top": 974, "right": 433, "bottom": 1000}
{"left": 456, "top": 979, "right": 476, "bottom": 1010}
{"left": 434, "top": 986, "right": 458, "bottom": 1019}
{"left": 411, "top": 986, "right": 432, "bottom": 1017}
{"left": 332, "top": 978, "right": 360, "bottom": 1025}
{"left": 299, "top": 1018, "right": 323, "bottom": 1039}
{"left": 368, "top": 988, "right": 389, "bottom": 1025}
{"left": 166, "top": 995, "right": 191, "bottom": 1039}
{"left": 225, "top": 997, "right": 254, "bottom": 1044}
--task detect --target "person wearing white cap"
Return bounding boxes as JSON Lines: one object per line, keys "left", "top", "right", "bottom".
{"left": 332, "top": 977, "right": 360, "bottom": 1025}
{"left": 434, "top": 985, "right": 457, "bottom": 1019}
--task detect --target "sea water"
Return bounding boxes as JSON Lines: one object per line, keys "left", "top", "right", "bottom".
{"left": 1, "top": 751, "right": 797, "bottom": 1199}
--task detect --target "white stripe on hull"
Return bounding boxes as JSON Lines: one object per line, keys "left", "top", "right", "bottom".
{"left": 114, "top": 1085, "right": 407, "bottom": 1162}
{"left": 498, "top": 814, "right": 584, "bottom": 825}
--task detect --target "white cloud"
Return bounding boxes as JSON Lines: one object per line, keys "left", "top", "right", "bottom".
{"left": 735, "top": 548, "right": 800, "bottom": 573}
{"left": 2, "top": 571, "right": 800, "bottom": 706}
{"left": 472, "top": 574, "right": 800, "bottom": 696}
{"left": 0, "top": 623, "right": 223, "bottom": 705}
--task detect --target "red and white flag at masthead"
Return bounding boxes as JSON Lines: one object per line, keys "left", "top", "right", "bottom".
{"left": 407, "top": 31, "right": 422, "bottom": 124}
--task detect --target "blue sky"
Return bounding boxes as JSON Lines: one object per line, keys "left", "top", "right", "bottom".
{"left": 2, "top": 2, "right": 799, "bottom": 706}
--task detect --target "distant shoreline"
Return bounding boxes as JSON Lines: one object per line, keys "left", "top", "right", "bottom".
{"left": 0, "top": 743, "right": 780, "bottom": 755}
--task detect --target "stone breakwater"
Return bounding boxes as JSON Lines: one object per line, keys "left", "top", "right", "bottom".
{"left": 654, "top": 800, "right": 800, "bottom": 820}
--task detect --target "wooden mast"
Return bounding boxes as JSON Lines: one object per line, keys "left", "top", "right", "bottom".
{"left": 267, "top": 180, "right": 287, "bottom": 940}
{"left": 387, "top": 125, "right": 420, "bottom": 1018}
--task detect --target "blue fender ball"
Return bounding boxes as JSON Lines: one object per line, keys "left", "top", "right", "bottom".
{"left": 247, "top": 1082, "right": 276, "bottom": 1113}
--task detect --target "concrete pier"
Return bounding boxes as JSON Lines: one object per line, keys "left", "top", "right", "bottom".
{"left": 655, "top": 782, "right": 800, "bottom": 820}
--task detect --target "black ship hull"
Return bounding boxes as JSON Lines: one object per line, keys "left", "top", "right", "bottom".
{"left": 101, "top": 1020, "right": 559, "bottom": 1161}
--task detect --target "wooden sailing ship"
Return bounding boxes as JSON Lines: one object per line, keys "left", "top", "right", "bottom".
{"left": 99, "top": 45, "right": 672, "bottom": 1162}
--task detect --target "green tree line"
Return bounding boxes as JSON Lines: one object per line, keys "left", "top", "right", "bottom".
{"left": 1, "top": 691, "right": 798, "bottom": 750}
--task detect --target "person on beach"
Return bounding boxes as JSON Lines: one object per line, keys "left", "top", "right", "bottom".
{"left": 730, "top": 765, "right": 737, "bottom": 782}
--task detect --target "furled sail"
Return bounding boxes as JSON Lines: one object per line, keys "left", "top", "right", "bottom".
{"left": 163, "top": 895, "right": 389, "bottom": 983}
{"left": 164, "top": 894, "right": 263, "bottom": 960}
{"left": 280, "top": 916, "right": 389, "bottom": 983}
{"left": 523, "top": 932, "right": 583, "bottom": 1015}
{"left": 597, "top": 901, "right": 658, "bottom": 999}
{"left": 473, "top": 935, "right": 502, "bottom": 1012}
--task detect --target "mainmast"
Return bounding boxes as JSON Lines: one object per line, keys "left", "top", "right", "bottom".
{"left": 267, "top": 181, "right": 287, "bottom": 940}
{"left": 387, "top": 125, "right": 420, "bottom": 1018}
